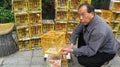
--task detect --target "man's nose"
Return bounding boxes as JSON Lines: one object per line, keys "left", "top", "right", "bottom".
{"left": 80, "top": 16, "right": 83, "bottom": 20}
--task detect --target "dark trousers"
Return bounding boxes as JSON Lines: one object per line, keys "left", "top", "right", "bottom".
{"left": 77, "top": 52, "right": 115, "bottom": 67}
{"left": 77, "top": 32, "right": 115, "bottom": 67}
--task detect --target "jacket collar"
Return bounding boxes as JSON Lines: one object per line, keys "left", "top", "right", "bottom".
{"left": 83, "top": 14, "right": 98, "bottom": 33}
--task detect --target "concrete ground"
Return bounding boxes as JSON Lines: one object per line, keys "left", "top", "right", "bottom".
{"left": 0, "top": 33, "right": 120, "bottom": 67}
{"left": 0, "top": 48, "right": 47, "bottom": 67}
{"left": 0, "top": 48, "right": 120, "bottom": 67}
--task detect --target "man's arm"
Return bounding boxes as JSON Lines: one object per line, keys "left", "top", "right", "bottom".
{"left": 62, "top": 43, "right": 74, "bottom": 55}
{"left": 72, "top": 29, "right": 106, "bottom": 56}
{"left": 71, "top": 24, "right": 83, "bottom": 45}
{"left": 62, "top": 24, "right": 82, "bottom": 55}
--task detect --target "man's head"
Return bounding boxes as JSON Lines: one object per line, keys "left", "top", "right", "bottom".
{"left": 78, "top": 4, "right": 95, "bottom": 25}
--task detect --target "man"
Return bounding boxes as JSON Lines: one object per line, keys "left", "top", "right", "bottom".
{"left": 62, "top": 4, "right": 119, "bottom": 67}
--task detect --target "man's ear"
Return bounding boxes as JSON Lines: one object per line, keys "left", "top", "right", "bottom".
{"left": 90, "top": 12, "right": 94, "bottom": 17}
{"left": 91, "top": 12, "right": 94, "bottom": 15}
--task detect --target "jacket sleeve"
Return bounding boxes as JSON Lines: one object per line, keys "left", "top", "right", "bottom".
{"left": 72, "top": 28, "right": 106, "bottom": 56}
{"left": 71, "top": 23, "right": 83, "bottom": 45}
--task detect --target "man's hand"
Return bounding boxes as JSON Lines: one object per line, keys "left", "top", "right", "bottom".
{"left": 62, "top": 43, "right": 74, "bottom": 55}
{"left": 62, "top": 47, "right": 73, "bottom": 55}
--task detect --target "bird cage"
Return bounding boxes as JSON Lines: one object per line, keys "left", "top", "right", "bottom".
{"left": 95, "top": 9, "right": 102, "bottom": 17}
{"left": 29, "top": 13, "right": 42, "bottom": 26}
{"left": 66, "top": 33, "right": 72, "bottom": 44}
{"left": 101, "top": 10, "right": 113, "bottom": 23}
{"left": 18, "top": 40, "right": 31, "bottom": 51}
{"left": 111, "top": 22, "right": 120, "bottom": 38}
{"left": 118, "top": 27, "right": 120, "bottom": 34}
{"left": 113, "top": 23, "right": 120, "bottom": 30}
{"left": 113, "top": 14, "right": 120, "bottom": 21}
{"left": 112, "top": 1, "right": 120, "bottom": 11}
{"left": 113, "top": 31, "right": 118, "bottom": 38}
{"left": 46, "top": 55, "right": 68, "bottom": 67}
{"left": 15, "top": 14, "right": 28, "bottom": 28}
{"left": 55, "top": 0, "right": 69, "bottom": 11}
{"left": 17, "top": 27, "right": 30, "bottom": 41}
{"left": 109, "top": 22, "right": 114, "bottom": 29}
{"left": 13, "top": 0, "right": 42, "bottom": 50}
{"left": 46, "top": 55, "right": 62, "bottom": 67}
{"left": 69, "top": 0, "right": 81, "bottom": 10}
{"left": 80, "top": 0, "right": 91, "bottom": 4}
{"left": 42, "top": 20, "right": 54, "bottom": 33}
{"left": 41, "top": 31, "right": 66, "bottom": 56}
{"left": 28, "top": 0, "right": 42, "bottom": 12}
{"left": 56, "top": 11, "right": 68, "bottom": 21}
{"left": 116, "top": 14, "right": 120, "bottom": 21}
{"left": 67, "top": 23, "right": 78, "bottom": 32}
{"left": 30, "top": 25, "right": 42, "bottom": 39}
{"left": 55, "top": 22, "right": 67, "bottom": 32}
{"left": 68, "top": 10, "right": 80, "bottom": 23}
{"left": 61, "top": 60, "right": 68, "bottom": 67}
{"left": 12, "top": 0, "right": 28, "bottom": 14}
{"left": 43, "top": 23, "right": 54, "bottom": 33}
{"left": 31, "top": 38, "right": 41, "bottom": 48}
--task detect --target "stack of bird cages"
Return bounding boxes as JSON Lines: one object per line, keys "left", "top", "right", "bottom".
{"left": 28, "top": 0, "right": 42, "bottom": 48}
{"left": 42, "top": 20, "right": 54, "bottom": 33}
{"left": 16, "top": 27, "right": 31, "bottom": 51}
{"left": 66, "top": 23, "right": 78, "bottom": 43}
{"left": 55, "top": 10, "right": 68, "bottom": 32}
{"left": 41, "top": 31, "right": 66, "bottom": 56}
{"left": 12, "top": 0, "right": 42, "bottom": 50}
{"left": 66, "top": 9, "right": 80, "bottom": 43}
{"left": 12, "top": 0, "right": 31, "bottom": 51}
{"left": 29, "top": 12, "right": 42, "bottom": 39}
{"left": 112, "top": 21, "right": 120, "bottom": 38}
{"left": 112, "top": 1, "right": 120, "bottom": 12}
{"left": 55, "top": 0, "right": 69, "bottom": 32}
{"left": 69, "top": 0, "right": 91, "bottom": 10}
{"left": 55, "top": 6, "right": 68, "bottom": 32}
{"left": 111, "top": 1, "right": 120, "bottom": 38}
{"left": 101, "top": 10, "right": 113, "bottom": 24}
{"left": 112, "top": 23, "right": 120, "bottom": 38}
{"left": 12, "top": 0, "right": 28, "bottom": 14}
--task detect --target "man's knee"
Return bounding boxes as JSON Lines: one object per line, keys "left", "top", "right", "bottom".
{"left": 77, "top": 59, "right": 103, "bottom": 67}
{"left": 77, "top": 56, "right": 104, "bottom": 67}
{"left": 77, "top": 57, "right": 89, "bottom": 66}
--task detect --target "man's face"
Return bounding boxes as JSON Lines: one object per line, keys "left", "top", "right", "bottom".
{"left": 78, "top": 6, "right": 94, "bottom": 25}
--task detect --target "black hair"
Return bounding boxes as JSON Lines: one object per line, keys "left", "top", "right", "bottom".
{"left": 78, "top": 3, "right": 95, "bottom": 13}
